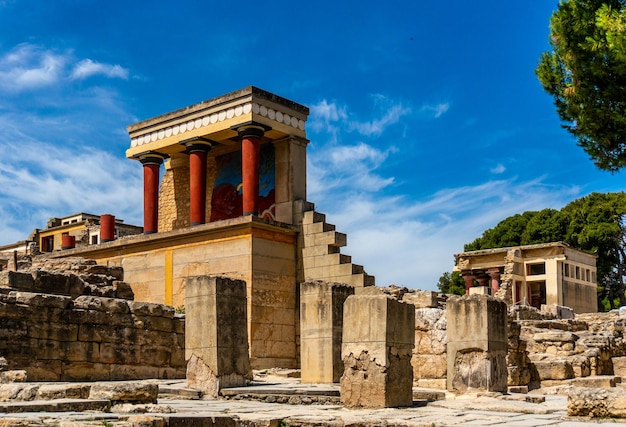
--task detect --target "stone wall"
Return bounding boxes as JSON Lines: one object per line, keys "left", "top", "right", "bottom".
{"left": 0, "top": 257, "right": 185, "bottom": 381}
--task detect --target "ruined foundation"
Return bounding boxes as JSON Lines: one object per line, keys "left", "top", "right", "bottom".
{"left": 185, "top": 275, "right": 252, "bottom": 397}
{"left": 447, "top": 295, "right": 508, "bottom": 393}
{"left": 340, "top": 294, "right": 415, "bottom": 408}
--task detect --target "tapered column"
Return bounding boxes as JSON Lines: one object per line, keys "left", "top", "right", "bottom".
{"left": 463, "top": 273, "right": 474, "bottom": 295}
{"left": 236, "top": 124, "right": 268, "bottom": 216}
{"left": 181, "top": 138, "right": 214, "bottom": 226}
{"left": 139, "top": 153, "right": 166, "bottom": 234}
{"left": 487, "top": 268, "right": 501, "bottom": 295}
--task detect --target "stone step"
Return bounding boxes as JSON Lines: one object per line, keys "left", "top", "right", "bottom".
{"left": 571, "top": 375, "right": 620, "bottom": 388}
{"left": 302, "top": 211, "right": 326, "bottom": 225}
{"left": 303, "top": 230, "right": 347, "bottom": 248}
{"left": 0, "top": 398, "right": 110, "bottom": 413}
{"left": 302, "top": 253, "right": 352, "bottom": 270}
{"left": 158, "top": 385, "right": 202, "bottom": 400}
{"left": 303, "top": 221, "right": 336, "bottom": 234}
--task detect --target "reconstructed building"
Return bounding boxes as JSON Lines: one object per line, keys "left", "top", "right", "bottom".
{"left": 454, "top": 242, "right": 597, "bottom": 313}
{"left": 52, "top": 86, "right": 375, "bottom": 369}
{"left": 37, "top": 213, "right": 143, "bottom": 252}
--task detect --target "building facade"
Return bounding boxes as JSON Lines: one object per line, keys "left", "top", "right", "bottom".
{"left": 454, "top": 242, "right": 597, "bottom": 313}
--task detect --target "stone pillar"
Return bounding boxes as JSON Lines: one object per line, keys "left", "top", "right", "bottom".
{"left": 341, "top": 294, "right": 415, "bottom": 408}
{"left": 300, "top": 281, "right": 354, "bottom": 384}
{"left": 446, "top": 295, "right": 508, "bottom": 393}
{"left": 236, "top": 124, "right": 268, "bottom": 216}
{"left": 488, "top": 268, "right": 501, "bottom": 295}
{"left": 139, "top": 153, "right": 166, "bottom": 234}
{"left": 181, "top": 138, "right": 213, "bottom": 226}
{"left": 463, "top": 273, "right": 474, "bottom": 295}
{"left": 185, "top": 275, "right": 252, "bottom": 398}
{"left": 100, "top": 214, "right": 115, "bottom": 242}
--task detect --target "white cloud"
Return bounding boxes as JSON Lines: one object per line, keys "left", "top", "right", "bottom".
{"left": 420, "top": 102, "right": 450, "bottom": 119}
{"left": 0, "top": 44, "right": 66, "bottom": 91}
{"left": 491, "top": 163, "right": 506, "bottom": 174}
{"left": 0, "top": 114, "right": 143, "bottom": 245}
{"left": 311, "top": 177, "right": 581, "bottom": 291}
{"left": 70, "top": 59, "right": 129, "bottom": 80}
{"left": 349, "top": 103, "right": 411, "bottom": 137}
{"left": 0, "top": 43, "right": 131, "bottom": 93}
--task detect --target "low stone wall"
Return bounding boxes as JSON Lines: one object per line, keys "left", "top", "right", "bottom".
{"left": 0, "top": 257, "right": 185, "bottom": 381}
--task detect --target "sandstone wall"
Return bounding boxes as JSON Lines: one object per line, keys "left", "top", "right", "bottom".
{"left": 0, "top": 258, "right": 186, "bottom": 381}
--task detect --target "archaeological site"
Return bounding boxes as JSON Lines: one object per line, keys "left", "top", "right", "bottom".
{"left": 1, "top": 87, "right": 626, "bottom": 425}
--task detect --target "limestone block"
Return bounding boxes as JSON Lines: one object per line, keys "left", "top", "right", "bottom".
{"left": 340, "top": 295, "right": 415, "bottom": 408}
{"left": 89, "top": 381, "right": 158, "bottom": 404}
{"left": 447, "top": 295, "right": 508, "bottom": 393}
{"left": 300, "top": 281, "right": 353, "bottom": 384}
{"left": 185, "top": 276, "right": 251, "bottom": 397}
{"left": 412, "top": 354, "right": 447, "bottom": 379}
{"left": 31, "top": 270, "right": 85, "bottom": 297}
{"left": 568, "top": 386, "right": 626, "bottom": 417}
{"left": 613, "top": 356, "right": 626, "bottom": 377}
{"left": 533, "top": 359, "right": 574, "bottom": 380}
{"left": 0, "top": 271, "right": 34, "bottom": 290}
{"left": 403, "top": 290, "right": 439, "bottom": 308}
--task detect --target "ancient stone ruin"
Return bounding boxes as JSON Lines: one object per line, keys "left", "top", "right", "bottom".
{"left": 0, "top": 257, "right": 185, "bottom": 381}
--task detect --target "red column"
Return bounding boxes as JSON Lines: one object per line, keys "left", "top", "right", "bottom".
{"left": 100, "top": 214, "right": 115, "bottom": 242}
{"left": 61, "top": 235, "right": 75, "bottom": 250}
{"left": 237, "top": 126, "right": 266, "bottom": 216}
{"left": 182, "top": 139, "right": 213, "bottom": 226}
{"left": 463, "top": 274, "right": 475, "bottom": 295}
{"left": 488, "top": 268, "right": 501, "bottom": 295}
{"left": 140, "top": 154, "right": 165, "bottom": 234}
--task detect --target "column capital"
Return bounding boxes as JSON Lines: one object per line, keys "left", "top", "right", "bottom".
{"left": 134, "top": 151, "right": 168, "bottom": 165}
{"left": 179, "top": 136, "right": 215, "bottom": 154}
{"left": 232, "top": 121, "right": 271, "bottom": 139}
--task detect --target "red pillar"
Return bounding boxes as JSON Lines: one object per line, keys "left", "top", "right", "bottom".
{"left": 100, "top": 214, "right": 115, "bottom": 242}
{"left": 61, "top": 235, "right": 75, "bottom": 250}
{"left": 463, "top": 274, "right": 475, "bottom": 295}
{"left": 488, "top": 268, "right": 501, "bottom": 295}
{"left": 181, "top": 139, "right": 213, "bottom": 226}
{"left": 140, "top": 154, "right": 165, "bottom": 234}
{"left": 237, "top": 125, "right": 266, "bottom": 216}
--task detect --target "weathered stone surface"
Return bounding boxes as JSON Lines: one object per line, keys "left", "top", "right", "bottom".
{"left": 89, "top": 381, "right": 158, "bottom": 403}
{"left": 568, "top": 386, "right": 626, "bottom": 417}
{"left": 447, "top": 295, "right": 508, "bottom": 393}
{"left": 0, "top": 371, "right": 26, "bottom": 384}
{"left": 185, "top": 276, "right": 251, "bottom": 397}
{"left": 532, "top": 358, "right": 574, "bottom": 380}
{"left": 0, "top": 260, "right": 186, "bottom": 381}
{"left": 300, "top": 281, "right": 353, "bottom": 384}
{"left": 341, "top": 295, "right": 415, "bottom": 408}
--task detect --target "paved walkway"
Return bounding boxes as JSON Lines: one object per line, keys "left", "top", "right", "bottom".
{"left": 0, "top": 376, "right": 623, "bottom": 426}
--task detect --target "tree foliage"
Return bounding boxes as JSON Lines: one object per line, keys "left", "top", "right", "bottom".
{"left": 536, "top": 0, "right": 626, "bottom": 171}
{"left": 437, "top": 270, "right": 466, "bottom": 296}
{"left": 462, "top": 192, "right": 626, "bottom": 309}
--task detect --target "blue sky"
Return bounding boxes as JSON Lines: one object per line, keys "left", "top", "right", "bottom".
{"left": 0, "top": 0, "right": 624, "bottom": 290}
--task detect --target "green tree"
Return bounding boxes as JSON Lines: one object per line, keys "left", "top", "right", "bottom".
{"left": 437, "top": 271, "right": 466, "bottom": 296}
{"left": 536, "top": 0, "right": 626, "bottom": 171}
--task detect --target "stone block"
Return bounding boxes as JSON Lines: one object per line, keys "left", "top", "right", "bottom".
{"left": 0, "top": 272, "right": 35, "bottom": 290}
{"left": 340, "top": 294, "right": 415, "bottom": 408}
{"left": 447, "top": 295, "right": 508, "bottom": 393}
{"left": 613, "top": 356, "right": 626, "bottom": 377}
{"left": 89, "top": 381, "right": 158, "bottom": 404}
{"left": 300, "top": 281, "right": 353, "bottom": 384}
{"left": 534, "top": 359, "right": 574, "bottom": 380}
{"left": 403, "top": 290, "right": 439, "bottom": 308}
{"left": 185, "top": 276, "right": 251, "bottom": 397}
{"left": 568, "top": 386, "right": 626, "bottom": 417}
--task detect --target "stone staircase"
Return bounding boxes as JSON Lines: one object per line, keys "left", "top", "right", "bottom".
{"left": 301, "top": 210, "right": 375, "bottom": 288}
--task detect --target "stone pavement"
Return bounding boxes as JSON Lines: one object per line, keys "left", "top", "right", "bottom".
{"left": 0, "top": 375, "right": 624, "bottom": 426}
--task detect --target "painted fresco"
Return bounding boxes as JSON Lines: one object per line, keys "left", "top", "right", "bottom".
{"left": 210, "top": 143, "right": 276, "bottom": 221}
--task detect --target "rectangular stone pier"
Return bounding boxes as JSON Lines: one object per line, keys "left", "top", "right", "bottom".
{"left": 340, "top": 294, "right": 415, "bottom": 408}
{"left": 300, "top": 281, "right": 354, "bottom": 383}
{"left": 185, "top": 275, "right": 252, "bottom": 397}
{"left": 446, "top": 295, "right": 508, "bottom": 393}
